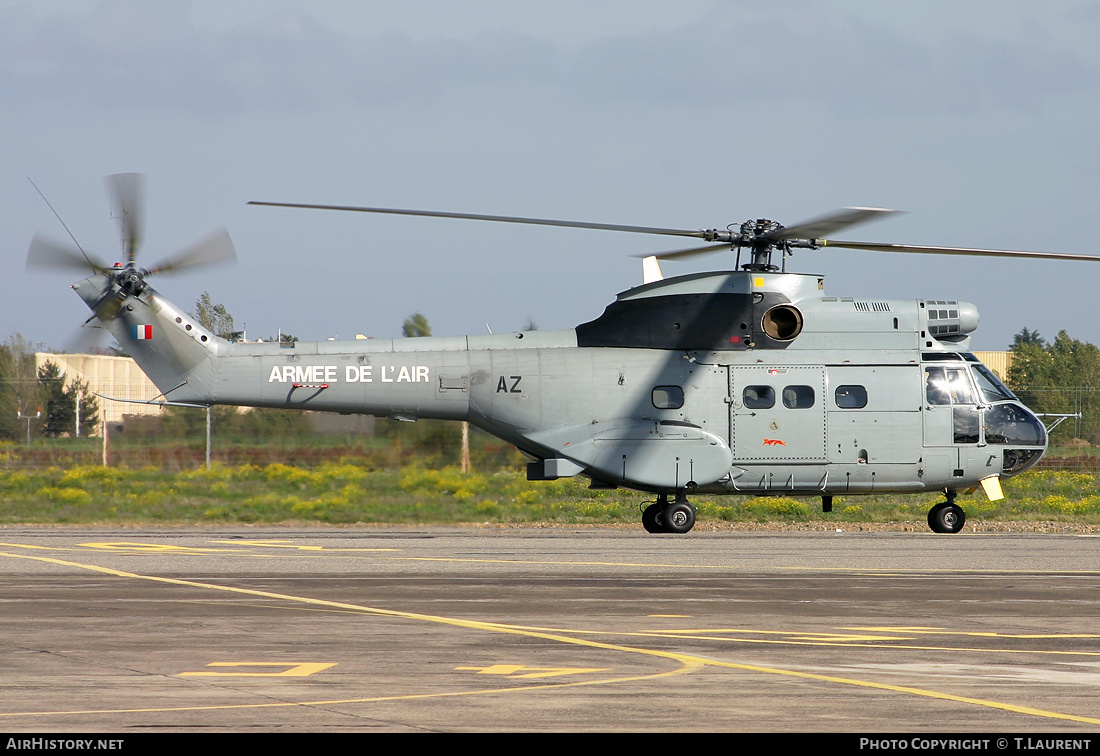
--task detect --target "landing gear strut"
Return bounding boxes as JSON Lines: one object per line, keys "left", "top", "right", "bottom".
{"left": 641, "top": 493, "right": 696, "bottom": 534}
{"left": 927, "top": 490, "right": 966, "bottom": 534}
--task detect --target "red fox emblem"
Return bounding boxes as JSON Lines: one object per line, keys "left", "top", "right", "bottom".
{"left": 762, "top": 439, "right": 786, "bottom": 446}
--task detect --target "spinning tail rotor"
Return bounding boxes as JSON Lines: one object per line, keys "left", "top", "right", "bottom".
{"left": 28, "top": 174, "right": 237, "bottom": 338}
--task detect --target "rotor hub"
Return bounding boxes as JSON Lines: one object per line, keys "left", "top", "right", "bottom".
{"left": 115, "top": 264, "right": 147, "bottom": 295}
{"left": 740, "top": 218, "right": 784, "bottom": 240}
{"left": 736, "top": 218, "right": 787, "bottom": 272}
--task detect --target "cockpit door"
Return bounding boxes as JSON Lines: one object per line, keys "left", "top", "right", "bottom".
{"left": 922, "top": 364, "right": 980, "bottom": 447}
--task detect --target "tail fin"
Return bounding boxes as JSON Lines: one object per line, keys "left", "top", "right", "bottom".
{"left": 642, "top": 255, "right": 664, "bottom": 284}
{"left": 73, "top": 274, "right": 220, "bottom": 403}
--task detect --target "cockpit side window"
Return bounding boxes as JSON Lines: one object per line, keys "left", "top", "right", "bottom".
{"left": 925, "top": 366, "right": 975, "bottom": 406}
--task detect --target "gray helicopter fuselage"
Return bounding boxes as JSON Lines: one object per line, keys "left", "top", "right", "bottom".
{"left": 74, "top": 268, "right": 1047, "bottom": 499}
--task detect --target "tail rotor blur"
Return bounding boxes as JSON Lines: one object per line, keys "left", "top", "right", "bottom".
{"left": 27, "top": 173, "right": 237, "bottom": 327}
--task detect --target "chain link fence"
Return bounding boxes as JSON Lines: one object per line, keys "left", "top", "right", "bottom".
{"left": 1016, "top": 386, "right": 1100, "bottom": 473}
{"left": 4, "top": 373, "right": 1098, "bottom": 471}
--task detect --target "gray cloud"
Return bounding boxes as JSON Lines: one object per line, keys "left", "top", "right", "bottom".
{"left": 1, "top": 0, "right": 1094, "bottom": 116}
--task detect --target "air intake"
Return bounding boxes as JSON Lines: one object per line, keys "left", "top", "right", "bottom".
{"left": 922, "top": 300, "right": 979, "bottom": 338}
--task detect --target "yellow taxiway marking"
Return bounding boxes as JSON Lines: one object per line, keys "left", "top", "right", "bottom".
{"left": 1, "top": 548, "right": 1098, "bottom": 726}
{"left": 845, "top": 626, "right": 1100, "bottom": 639}
{"left": 785, "top": 634, "right": 914, "bottom": 642}
{"left": 0, "top": 541, "right": 402, "bottom": 557}
{"left": 179, "top": 662, "right": 337, "bottom": 678}
{"left": 82, "top": 541, "right": 397, "bottom": 554}
{"left": 845, "top": 626, "right": 944, "bottom": 631}
{"left": 455, "top": 664, "right": 611, "bottom": 679}
{"left": 211, "top": 540, "right": 323, "bottom": 550}
{"left": 0, "top": 549, "right": 701, "bottom": 718}
{"left": 489, "top": 624, "right": 1100, "bottom": 658}
{"left": 209, "top": 540, "right": 400, "bottom": 552}
{"left": 649, "top": 634, "right": 1100, "bottom": 657}
{"left": 7, "top": 540, "right": 1100, "bottom": 575}
{"left": 80, "top": 542, "right": 228, "bottom": 554}
{"left": 661, "top": 626, "right": 1100, "bottom": 642}
{"left": 396, "top": 555, "right": 1100, "bottom": 575}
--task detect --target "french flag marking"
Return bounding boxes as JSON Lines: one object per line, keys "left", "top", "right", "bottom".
{"left": 131, "top": 324, "right": 153, "bottom": 340}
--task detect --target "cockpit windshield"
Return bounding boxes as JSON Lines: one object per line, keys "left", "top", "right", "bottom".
{"left": 970, "top": 363, "right": 1016, "bottom": 403}
{"left": 985, "top": 403, "right": 1047, "bottom": 446}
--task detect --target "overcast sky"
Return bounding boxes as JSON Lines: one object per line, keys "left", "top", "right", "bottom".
{"left": 3, "top": 0, "right": 1099, "bottom": 351}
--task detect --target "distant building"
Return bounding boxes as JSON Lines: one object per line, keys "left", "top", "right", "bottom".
{"left": 971, "top": 351, "right": 1012, "bottom": 381}
{"left": 34, "top": 353, "right": 164, "bottom": 428}
{"left": 33, "top": 352, "right": 375, "bottom": 438}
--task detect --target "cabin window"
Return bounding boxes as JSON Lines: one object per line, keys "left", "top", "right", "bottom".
{"left": 743, "top": 385, "right": 775, "bottom": 409}
{"left": 652, "top": 385, "right": 684, "bottom": 410}
{"left": 782, "top": 385, "right": 816, "bottom": 409}
{"left": 835, "top": 385, "right": 868, "bottom": 408}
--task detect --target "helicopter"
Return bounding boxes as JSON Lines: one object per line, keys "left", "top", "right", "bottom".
{"left": 28, "top": 175, "right": 1100, "bottom": 534}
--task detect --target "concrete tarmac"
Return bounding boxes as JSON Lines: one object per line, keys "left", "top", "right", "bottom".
{"left": 1, "top": 527, "right": 1099, "bottom": 733}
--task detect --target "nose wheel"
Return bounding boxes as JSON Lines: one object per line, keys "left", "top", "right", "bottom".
{"left": 927, "top": 491, "right": 966, "bottom": 534}
{"left": 641, "top": 494, "right": 696, "bottom": 534}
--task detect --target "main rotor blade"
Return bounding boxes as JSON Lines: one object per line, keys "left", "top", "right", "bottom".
{"left": 631, "top": 242, "right": 730, "bottom": 261}
{"left": 145, "top": 228, "right": 236, "bottom": 275}
{"left": 27, "top": 234, "right": 108, "bottom": 273}
{"left": 820, "top": 239, "right": 1100, "bottom": 262}
{"left": 249, "top": 201, "right": 710, "bottom": 239}
{"left": 106, "top": 173, "right": 145, "bottom": 266}
{"left": 765, "top": 207, "right": 901, "bottom": 241}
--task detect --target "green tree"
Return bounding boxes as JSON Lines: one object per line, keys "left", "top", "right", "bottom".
{"left": 160, "top": 404, "right": 240, "bottom": 439}
{"left": 1007, "top": 330, "right": 1100, "bottom": 444}
{"left": 402, "top": 313, "right": 431, "bottom": 338}
{"left": 1011, "top": 327, "right": 1045, "bottom": 349}
{"left": 0, "top": 335, "right": 40, "bottom": 439}
{"left": 36, "top": 360, "right": 99, "bottom": 438}
{"left": 233, "top": 407, "right": 312, "bottom": 439}
{"left": 392, "top": 311, "right": 471, "bottom": 466}
{"left": 191, "top": 292, "right": 235, "bottom": 339}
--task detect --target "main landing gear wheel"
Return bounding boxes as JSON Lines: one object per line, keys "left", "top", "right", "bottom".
{"left": 927, "top": 501, "right": 966, "bottom": 534}
{"left": 641, "top": 495, "right": 696, "bottom": 534}
{"left": 642, "top": 503, "right": 665, "bottom": 533}
{"left": 663, "top": 501, "right": 696, "bottom": 534}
